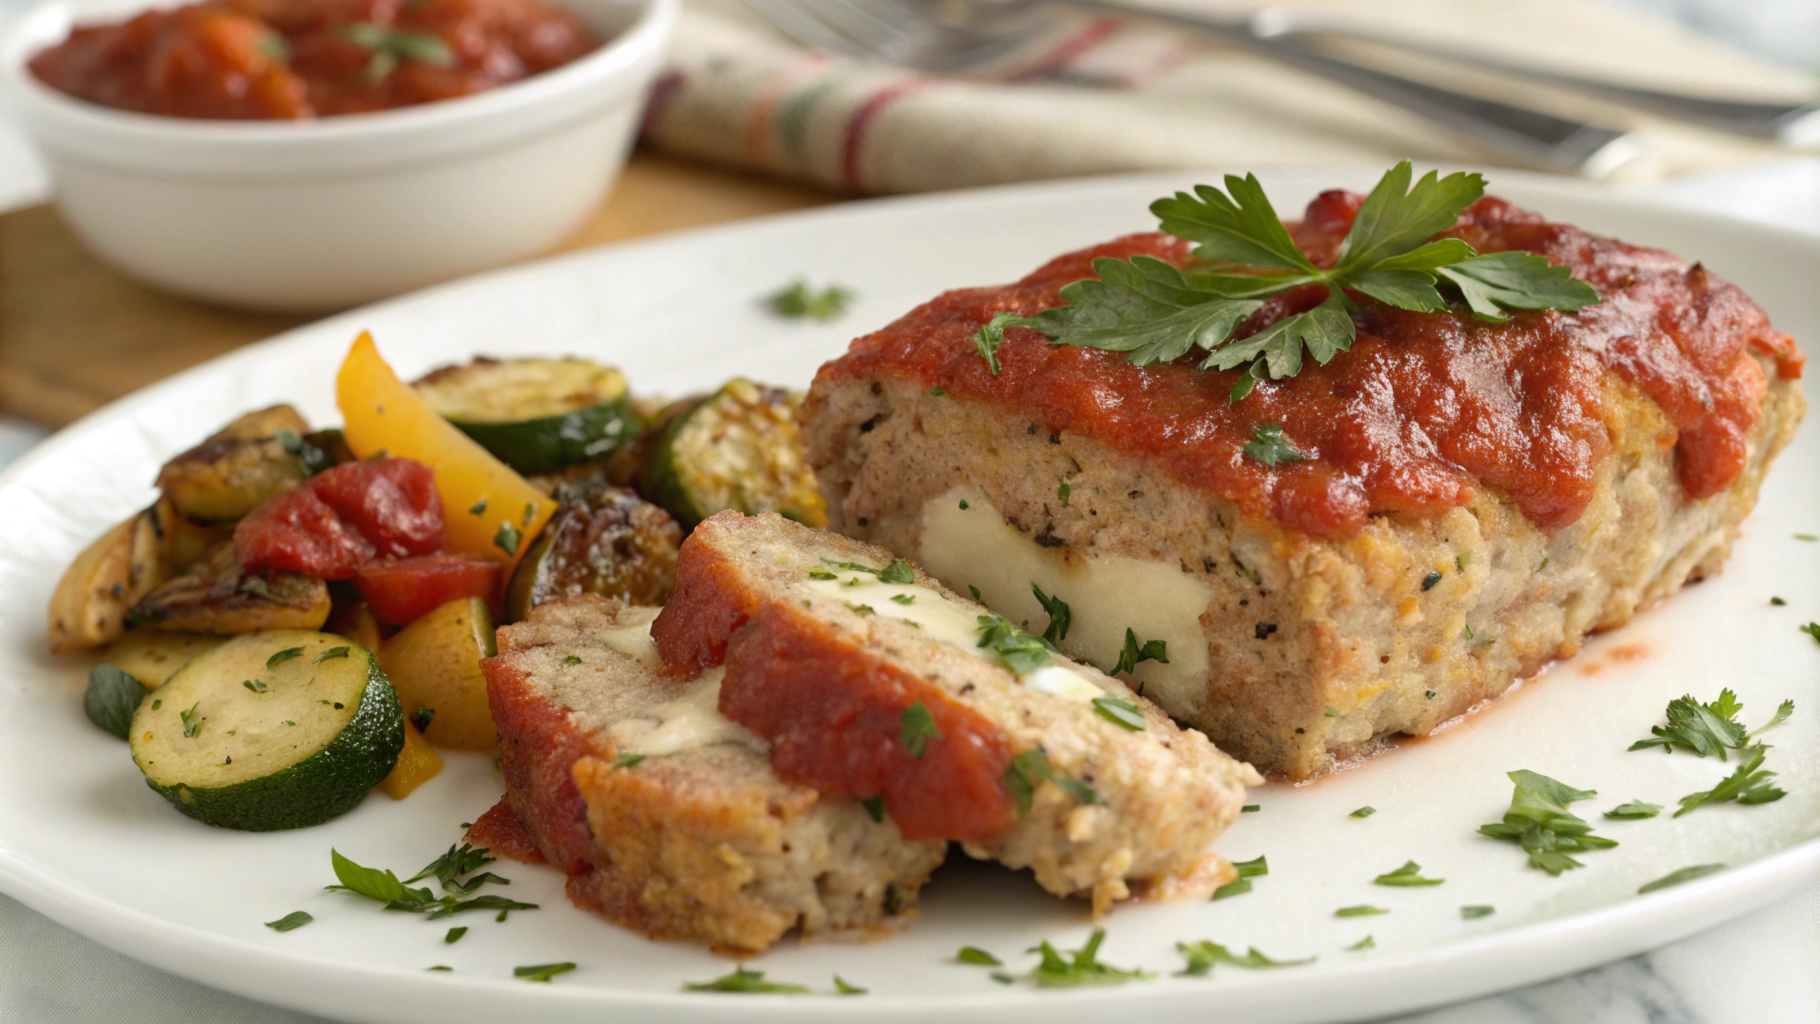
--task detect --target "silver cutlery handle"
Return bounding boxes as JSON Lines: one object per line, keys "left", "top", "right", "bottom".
{"left": 1075, "top": 1, "right": 1639, "bottom": 178}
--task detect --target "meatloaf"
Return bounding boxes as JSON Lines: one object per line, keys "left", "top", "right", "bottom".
{"left": 479, "top": 596, "right": 945, "bottom": 954}
{"left": 801, "top": 190, "right": 1806, "bottom": 779}
{"left": 651, "top": 511, "right": 1261, "bottom": 913}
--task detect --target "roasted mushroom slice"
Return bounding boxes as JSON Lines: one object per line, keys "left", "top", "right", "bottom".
{"left": 47, "top": 506, "right": 166, "bottom": 654}
{"left": 155, "top": 404, "right": 328, "bottom": 523}
{"left": 130, "top": 542, "right": 330, "bottom": 634}
{"left": 504, "top": 479, "right": 681, "bottom": 620}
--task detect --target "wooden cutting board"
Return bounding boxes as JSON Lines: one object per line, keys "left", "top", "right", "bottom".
{"left": 0, "top": 151, "right": 837, "bottom": 429}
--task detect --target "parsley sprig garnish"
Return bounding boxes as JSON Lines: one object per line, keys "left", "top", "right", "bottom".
{"left": 1673, "top": 744, "right": 1786, "bottom": 816}
{"left": 1630, "top": 689, "right": 1792, "bottom": 760}
{"left": 326, "top": 847, "right": 536, "bottom": 920}
{"left": 1032, "top": 584, "right": 1070, "bottom": 643}
{"left": 972, "top": 162, "right": 1599, "bottom": 400}
{"left": 977, "top": 613, "right": 1057, "bottom": 673}
{"left": 1477, "top": 770, "right": 1616, "bottom": 875}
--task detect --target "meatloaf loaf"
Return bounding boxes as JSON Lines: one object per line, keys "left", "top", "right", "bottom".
{"left": 652, "top": 511, "right": 1261, "bottom": 913}
{"left": 801, "top": 190, "right": 1806, "bottom": 779}
{"left": 480, "top": 596, "right": 945, "bottom": 954}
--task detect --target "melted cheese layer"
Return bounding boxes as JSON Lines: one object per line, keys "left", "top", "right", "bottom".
{"left": 915, "top": 486, "right": 1214, "bottom": 716}
{"left": 803, "top": 570, "right": 1102, "bottom": 700}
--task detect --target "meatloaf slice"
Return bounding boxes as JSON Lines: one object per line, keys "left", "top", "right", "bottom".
{"left": 650, "top": 511, "right": 1261, "bottom": 914}
{"left": 481, "top": 595, "right": 945, "bottom": 954}
{"left": 801, "top": 192, "right": 1806, "bottom": 780}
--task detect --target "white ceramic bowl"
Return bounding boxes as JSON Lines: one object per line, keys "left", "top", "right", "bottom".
{"left": 0, "top": 0, "right": 677, "bottom": 311}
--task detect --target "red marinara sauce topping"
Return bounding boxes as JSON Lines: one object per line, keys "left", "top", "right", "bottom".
{"left": 28, "top": 0, "right": 598, "bottom": 120}
{"left": 818, "top": 193, "right": 1803, "bottom": 538}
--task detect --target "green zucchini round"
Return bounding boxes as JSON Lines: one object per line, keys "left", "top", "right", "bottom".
{"left": 128, "top": 631, "right": 404, "bottom": 831}
{"left": 641, "top": 379, "right": 827, "bottom": 530}
{"left": 414, "top": 357, "right": 638, "bottom": 474}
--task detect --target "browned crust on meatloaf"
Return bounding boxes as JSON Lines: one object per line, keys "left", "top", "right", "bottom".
{"left": 802, "top": 366, "right": 1804, "bottom": 779}
{"left": 651, "top": 512, "right": 1259, "bottom": 913}
{"left": 484, "top": 596, "right": 945, "bottom": 954}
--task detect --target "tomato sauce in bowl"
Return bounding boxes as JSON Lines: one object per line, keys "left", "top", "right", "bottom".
{"left": 27, "top": 0, "right": 600, "bottom": 119}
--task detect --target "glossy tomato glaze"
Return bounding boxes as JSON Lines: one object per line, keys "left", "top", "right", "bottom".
{"left": 28, "top": 0, "right": 598, "bottom": 119}
{"left": 651, "top": 512, "right": 1018, "bottom": 842}
{"left": 818, "top": 193, "right": 1804, "bottom": 538}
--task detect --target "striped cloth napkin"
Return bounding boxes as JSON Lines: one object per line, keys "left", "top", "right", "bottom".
{"left": 640, "top": 0, "right": 1817, "bottom": 194}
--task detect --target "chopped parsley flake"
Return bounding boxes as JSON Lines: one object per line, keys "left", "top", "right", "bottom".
{"left": 1346, "top": 935, "right": 1375, "bottom": 951}
{"left": 493, "top": 522, "right": 521, "bottom": 557}
{"left": 264, "top": 911, "right": 312, "bottom": 932}
{"left": 977, "top": 613, "right": 1056, "bottom": 673}
{"left": 1802, "top": 622, "right": 1820, "bottom": 645}
{"left": 445, "top": 926, "right": 467, "bottom": 943}
{"left": 514, "top": 963, "right": 576, "bottom": 983}
{"left": 1477, "top": 770, "right": 1616, "bottom": 874}
{"left": 1233, "top": 854, "right": 1268, "bottom": 878}
{"left": 957, "top": 946, "right": 1002, "bottom": 966}
{"left": 1674, "top": 745, "right": 1785, "bottom": 816}
{"left": 824, "top": 557, "right": 914, "bottom": 584}
{"left": 1176, "top": 940, "right": 1314, "bottom": 975}
{"left": 1241, "top": 804, "right": 1260, "bottom": 813}
{"left": 614, "top": 753, "right": 646, "bottom": 770}
{"left": 685, "top": 968, "right": 810, "bottom": 994}
{"left": 968, "top": 585, "right": 982, "bottom": 601}
{"left": 314, "top": 646, "right": 350, "bottom": 662}
{"left": 862, "top": 796, "right": 886, "bottom": 823}
{"left": 1771, "top": 596, "right": 1787, "bottom": 606}
{"left": 1004, "top": 747, "right": 1098, "bottom": 817}
{"left": 1460, "top": 905, "right": 1494, "bottom": 919}
{"left": 1325, "top": 706, "right": 1338, "bottom": 717}
{"left": 1350, "top": 806, "right": 1376, "bottom": 818}
{"left": 890, "top": 593, "right": 916, "bottom": 605}
{"left": 1638, "top": 863, "right": 1726, "bottom": 893}
{"left": 1603, "top": 800, "right": 1662, "bottom": 820}
{"left": 898, "top": 702, "right": 942, "bottom": 759}
{"left": 468, "top": 499, "right": 487, "bottom": 516}
{"left": 931, "top": 386, "right": 946, "bottom": 397}
{"left": 242, "top": 679, "right": 267, "bottom": 693}
{"left": 1422, "top": 571, "right": 1441, "bottom": 591}
{"left": 764, "top": 280, "right": 853, "bottom": 321}
{"left": 411, "top": 706, "right": 436, "bottom": 733}
{"left": 833, "top": 976, "right": 867, "bottom": 995}
{"left": 1032, "top": 584, "right": 1071, "bottom": 643}
{"left": 1210, "top": 878, "right": 1251, "bottom": 901}
{"left": 1796, "top": 533, "right": 1817, "bottom": 542}
{"left": 1027, "top": 928, "right": 1151, "bottom": 987}
{"left": 561, "top": 655, "right": 583, "bottom": 666}
{"left": 266, "top": 647, "right": 305, "bottom": 668}
{"left": 180, "top": 701, "right": 203, "bottom": 739}
{"left": 1109, "top": 628, "right": 1168, "bottom": 676}
{"left": 1242, "top": 423, "right": 1306, "bottom": 467}
{"left": 1335, "top": 905, "right": 1388, "bottom": 917}
{"left": 1091, "top": 695, "right": 1146, "bottom": 731}
{"left": 1374, "top": 860, "right": 1443, "bottom": 887}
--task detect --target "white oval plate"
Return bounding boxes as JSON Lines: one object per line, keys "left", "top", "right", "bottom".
{"left": 1, "top": 169, "right": 1816, "bottom": 1024}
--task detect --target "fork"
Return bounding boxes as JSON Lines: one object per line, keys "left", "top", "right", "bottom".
{"left": 739, "top": 0, "right": 1644, "bottom": 178}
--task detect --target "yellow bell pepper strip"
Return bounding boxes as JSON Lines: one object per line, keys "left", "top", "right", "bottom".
{"left": 378, "top": 719, "right": 443, "bottom": 799}
{"left": 336, "top": 332, "right": 554, "bottom": 572}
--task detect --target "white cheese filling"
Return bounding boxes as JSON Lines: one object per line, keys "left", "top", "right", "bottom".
{"left": 914, "top": 486, "right": 1215, "bottom": 717}
{"left": 802, "top": 569, "right": 1104, "bottom": 700}
{"left": 590, "top": 613, "right": 761, "bottom": 758}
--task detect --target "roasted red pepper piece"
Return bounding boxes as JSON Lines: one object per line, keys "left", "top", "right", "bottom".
{"left": 237, "top": 457, "right": 445, "bottom": 580}
{"left": 356, "top": 552, "right": 501, "bottom": 625}
{"left": 233, "top": 486, "right": 376, "bottom": 580}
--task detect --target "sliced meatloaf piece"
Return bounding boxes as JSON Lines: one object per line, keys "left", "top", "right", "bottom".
{"left": 481, "top": 595, "right": 946, "bottom": 954}
{"left": 650, "top": 511, "right": 1261, "bottom": 914}
{"left": 801, "top": 191, "right": 1806, "bottom": 780}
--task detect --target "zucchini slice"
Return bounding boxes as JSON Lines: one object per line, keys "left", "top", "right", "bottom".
{"left": 641, "top": 379, "right": 827, "bottom": 529}
{"left": 129, "top": 631, "right": 403, "bottom": 831}
{"left": 413, "top": 357, "right": 638, "bottom": 474}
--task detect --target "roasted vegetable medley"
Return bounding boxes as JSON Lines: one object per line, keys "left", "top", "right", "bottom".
{"left": 49, "top": 334, "right": 822, "bottom": 831}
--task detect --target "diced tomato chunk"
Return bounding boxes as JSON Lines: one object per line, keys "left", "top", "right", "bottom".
{"left": 234, "top": 486, "right": 376, "bottom": 579}
{"left": 237, "top": 457, "right": 447, "bottom": 579}
{"left": 356, "top": 553, "right": 501, "bottom": 625}
{"left": 311, "top": 459, "right": 445, "bottom": 558}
